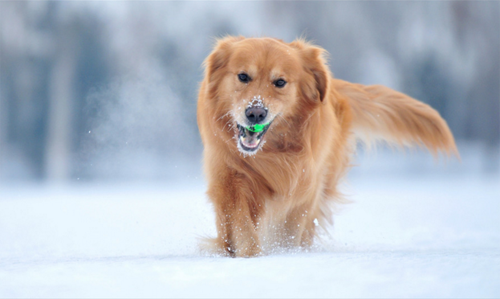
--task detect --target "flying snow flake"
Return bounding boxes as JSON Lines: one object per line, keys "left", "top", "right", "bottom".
{"left": 313, "top": 218, "right": 319, "bottom": 226}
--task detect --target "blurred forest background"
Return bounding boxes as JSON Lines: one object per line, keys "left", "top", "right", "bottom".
{"left": 0, "top": 1, "right": 498, "bottom": 182}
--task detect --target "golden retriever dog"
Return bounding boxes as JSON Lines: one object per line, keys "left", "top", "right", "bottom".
{"left": 197, "top": 36, "right": 457, "bottom": 257}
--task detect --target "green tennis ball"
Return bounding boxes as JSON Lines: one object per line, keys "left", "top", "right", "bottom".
{"left": 246, "top": 123, "right": 269, "bottom": 133}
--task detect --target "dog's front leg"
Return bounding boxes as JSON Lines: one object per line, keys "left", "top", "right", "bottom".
{"left": 207, "top": 169, "right": 262, "bottom": 257}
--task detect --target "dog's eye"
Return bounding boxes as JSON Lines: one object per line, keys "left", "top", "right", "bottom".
{"left": 274, "top": 79, "right": 287, "bottom": 88}
{"left": 238, "top": 73, "right": 251, "bottom": 83}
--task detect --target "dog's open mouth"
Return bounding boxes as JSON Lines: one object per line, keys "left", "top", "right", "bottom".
{"left": 237, "top": 123, "right": 271, "bottom": 153}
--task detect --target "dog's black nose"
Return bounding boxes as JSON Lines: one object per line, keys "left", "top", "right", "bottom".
{"left": 245, "top": 107, "right": 267, "bottom": 124}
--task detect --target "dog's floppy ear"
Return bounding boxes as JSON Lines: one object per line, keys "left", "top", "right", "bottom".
{"left": 203, "top": 36, "right": 244, "bottom": 84}
{"left": 290, "top": 39, "right": 330, "bottom": 102}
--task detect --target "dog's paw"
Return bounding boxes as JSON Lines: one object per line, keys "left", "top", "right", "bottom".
{"left": 199, "top": 236, "right": 262, "bottom": 258}
{"left": 198, "top": 237, "right": 232, "bottom": 257}
{"left": 233, "top": 240, "right": 262, "bottom": 258}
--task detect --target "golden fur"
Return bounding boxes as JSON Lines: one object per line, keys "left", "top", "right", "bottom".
{"left": 197, "top": 36, "right": 457, "bottom": 257}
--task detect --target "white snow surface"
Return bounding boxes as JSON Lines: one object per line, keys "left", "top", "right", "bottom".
{"left": 0, "top": 172, "right": 499, "bottom": 297}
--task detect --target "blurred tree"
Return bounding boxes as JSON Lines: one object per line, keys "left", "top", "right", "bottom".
{"left": 449, "top": 1, "right": 499, "bottom": 171}
{"left": 0, "top": 2, "right": 56, "bottom": 179}
{"left": 45, "top": 6, "right": 75, "bottom": 181}
{"left": 0, "top": 77, "right": 4, "bottom": 181}
{"left": 70, "top": 13, "right": 110, "bottom": 179}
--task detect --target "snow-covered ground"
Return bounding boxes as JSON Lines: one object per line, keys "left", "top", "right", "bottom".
{"left": 1, "top": 151, "right": 499, "bottom": 298}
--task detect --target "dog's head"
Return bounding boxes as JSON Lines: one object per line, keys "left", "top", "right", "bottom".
{"left": 204, "top": 36, "right": 330, "bottom": 155}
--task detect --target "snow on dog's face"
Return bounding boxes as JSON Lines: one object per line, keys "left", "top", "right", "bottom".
{"left": 204, "top": 37, "right": 329, "bottom": 156}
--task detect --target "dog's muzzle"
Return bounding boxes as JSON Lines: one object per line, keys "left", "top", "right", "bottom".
{"left": 237, "top": 122, "right": 271, "bottom": 153}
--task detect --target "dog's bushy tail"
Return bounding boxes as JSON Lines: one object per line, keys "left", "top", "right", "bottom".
{"left": 333, "top": 79, "right": 458, "bottom": 157}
